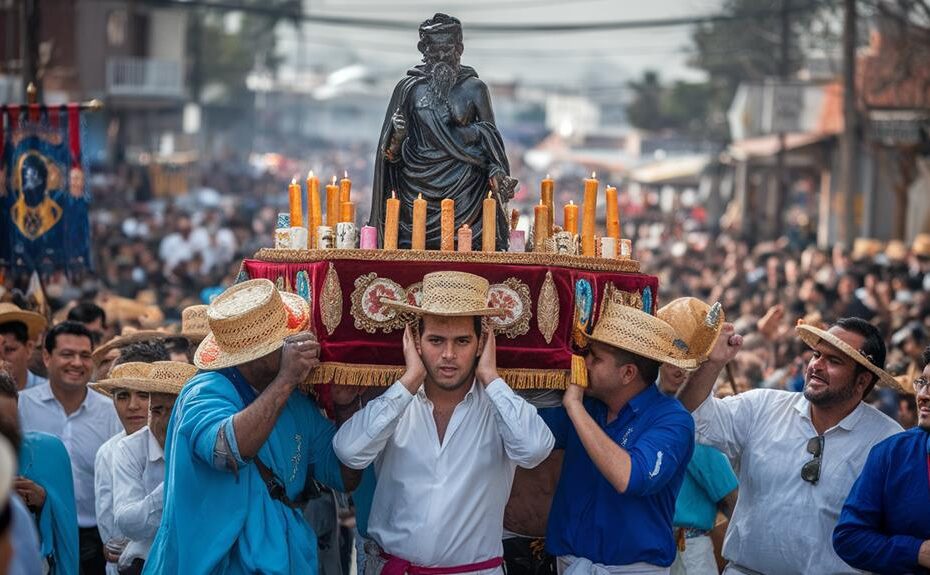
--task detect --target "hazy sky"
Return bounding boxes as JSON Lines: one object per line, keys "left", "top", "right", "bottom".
{"left": 275, "top": 0, "right": 725, "bottom": 89}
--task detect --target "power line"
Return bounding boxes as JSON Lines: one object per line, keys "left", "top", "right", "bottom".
{"left": 119, "top": 0, "right": 825, "bottom": 33}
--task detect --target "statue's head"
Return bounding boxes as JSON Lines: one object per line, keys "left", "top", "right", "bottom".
{"left": 418, "top": 13, "right": 463, "bottom": 67}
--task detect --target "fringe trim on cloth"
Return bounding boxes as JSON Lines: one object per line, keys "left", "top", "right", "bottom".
{"left": 302, "top": 362, "right": 572, "bottom": 390}
{"left": 571, "top": 354, "right": 589, "bottom": 388}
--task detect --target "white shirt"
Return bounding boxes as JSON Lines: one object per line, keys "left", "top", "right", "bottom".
{"left": 18, "top": 383, "right": 122, "bottom": 527}
{"left": 334, "top": 379, "right": 554, "bottom": 571}
{"left": 95, "top": 430, "right": 127, "bottom": 575}
{"left": 693, "top": 388, "right": 902, "bottom": 575}
{"left": 112, "top": 426, "right": 165, "bottom": 568}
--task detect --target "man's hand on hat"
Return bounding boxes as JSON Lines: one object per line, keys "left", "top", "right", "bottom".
{"left": 476, "top": 328, "right": 500, "bottom": 387}
{"left": 399, "top": 324, "right": 426, "bottom": 394}
{"left": 278, "top": 332, "right": 321, "bottom": 390}
{"left": 707, "top": 323, "right": 743, "bottom": 367}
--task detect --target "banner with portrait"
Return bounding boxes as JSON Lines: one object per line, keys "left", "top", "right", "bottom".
{"left": 0, "top": 104, "right": 91, "bottom": 274}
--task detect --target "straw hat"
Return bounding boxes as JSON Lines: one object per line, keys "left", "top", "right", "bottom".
{"left": 92, "top": 328, "right": 170, "bottom": 365}
{"left": 91, "top": 361, "right": 197, "bottom": 396}
{"left": 194, "top": 279, "right": 310, "bottom": 370}
{"left": 0, "top": 302, "right": 47, "bottom": 340}
{"left": 657, "top": 298, "right": 725, "bottom": 364}
{"left": 586, "top": 295, "right": 696, "bottom": 370}
{"left": 851, "top": 238, "right": 883, "bottom": 261}
{"left": 796, "top": 320, "right": 903, "bottom": 391}
{"left": 913, "top": 233, "right": 930, "bottom": 258}
{"left": 380, "top": 271, "right": 504, "bottom": 317}
{"left": 884, "top": 240, "right": 908, "bottom": 262}
{"left": 181, "top": 305, "right": 209, "bottom": 343}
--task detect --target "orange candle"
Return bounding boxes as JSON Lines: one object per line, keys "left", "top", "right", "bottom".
{"left": 482, "top": 191, "right": 497, "bottom": 253}
{"left": 457, "top": 225, "right": 472, "bottom": 252}
{"left": 384, "top": 190, "right": 400, "bottom": 250}
{"left": 605, "top": 184, "right": 620, "bottom": 240}
{"left": 440, "top": 198, "right": 455, "bottom": 251}
{"left": 307, "top": 171, "right": 321, "bottom": 247}
{"left": 340, "top": 171, "right": 351, "bottom": 204}
{"left": 288, "top": 178, "right": 303, "bottom": 228}
{"left": 564, "top": 200, "right": 579, "bottom": 236}
{"left": 340, "top": 200, "right": 356, "bottom": 223}
{"left": 412, "top": 193, "right": 427, "bottom": 250}
{"left": 541, "top": 174, "right": 554, "bottom": 235}
{"left": 534, "top": 200, "right": 550, "bottom": 252}
{"left": 326, "top": 176, "right": 339, "bottom": 227}
{"left": 581, "top": 172, "right": 598, "bottom": 256}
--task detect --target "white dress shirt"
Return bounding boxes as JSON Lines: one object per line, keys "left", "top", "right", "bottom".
{"left": 95, "top": 430, "right": 127, "bottom": 575}
{"left": 692, "top": 388, "right": 902, "bottom": 575}
{"left": 112, "top": 426, "right": 165, "bottom": 568}
{"left": 334, "top": 379, "right": 554, "bottom": 571}
{"left": 18, "top": 383, "right": 122, "bottom": 527}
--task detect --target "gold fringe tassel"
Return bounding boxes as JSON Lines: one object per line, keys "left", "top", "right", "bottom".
{"left": 571, "top": 354, "right": 588, "bottom": 388}
{"left": 302, "top": 362, "right": 571, "bottom": 390}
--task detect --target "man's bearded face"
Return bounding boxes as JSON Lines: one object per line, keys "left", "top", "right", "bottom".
{"left": 429, "top": 61, "right": 457, "bottom": 101}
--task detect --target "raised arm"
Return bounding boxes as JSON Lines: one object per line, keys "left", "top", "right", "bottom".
{"left": 678, "top": 323, "right": 742, "bottom": 412}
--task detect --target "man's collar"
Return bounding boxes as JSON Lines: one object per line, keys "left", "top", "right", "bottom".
{"left": 146, "top": 428, "right": 164, "bottom": 462}
{"left": 628, "top": 383, "right": 661, "bottom": 415}
{"left": 792, "top": 394, "right": 866, "bottom": 432}
{"left": 417, "top": 379, "right": 478, "bottom": 403}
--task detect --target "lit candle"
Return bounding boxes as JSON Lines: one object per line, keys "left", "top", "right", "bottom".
{"left": 288, "top": 177, "right": 303, "bottom": 228}
{"left": 457, "top": 225, "right": 472, "bottom": 253}
{"left": 326, "top": 176, "right": 339, "bottom": 227}
{"left": 307, "top": 171, "right": 321, "bottom": 248}
{"left": 340, "top": 200, "right": 355, "bottom": 224}
{"left": 534, "top": 199, "right": 549, "bottom": 252}
{"left": 564, "top": 200, "right": 579, "bottom": 236}
{"left": 541, "top": 174, "right": 554, "bottom": 235}
{"left": 605, "top": 184, "right": 620, "bottom": 240}
{"left": 581, "top": 172, "right": 598, "bottom": 256}
{"left": 360, "top": 225, "right": 378, "bottom": 249}
{"left": 340, "top": 171, "right": 352, "bottom": 204}
{"left": 482, "top": 191, "right": 496, "bottom": 253}
{"left": 384, "top": 191, "right": 400, "bottom": 250}
{"left": 440, "top": 198, "right": 455, "bottom": 251}
{"left": 412, "top": 193, "right": 427, "bottom": 250}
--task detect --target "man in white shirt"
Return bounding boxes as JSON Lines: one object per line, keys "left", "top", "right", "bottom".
{"left": 18, "top": 321, "right": 122, "bottom": 574}
{"left": 94, "top": 341, "right": 169, "bottom": 575}
{"left": 334, "top": 271, "right": 554, "bottom": 575}
{"left": 102, "top": 361, "right": 195, "bottom": 575}
{"left": 678, "top": 317, "right": 904, "bottom": 575}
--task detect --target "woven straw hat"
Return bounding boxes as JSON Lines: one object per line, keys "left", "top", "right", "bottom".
{"left": 91, "top": 361, "right": 197, "bottom": 396}
{"left": 657, "top": 298, "right": 725, "bottom": 364}
{"left": 194, "top": 279, "right": 310, "bottom": 370}
{"left": 851, "top": 238, "right": 883, "bottom": 261}
{"left": 181, "top": 305, "right": 209, "bottom": 343}
{"left": 0, "top": 303, "right": 47, "bottom": 340}
{"left": 884, "top": 240, "right": 908, "bottom": 262}
{"left": 913, "top": 233, "right": 930, "bottom": 257}
{"left": 381, "top": 271, "right": 504, "bottom": 317}
{"left": 587, "top": 295, "right": 697, "bottom": 370}
{"left": 796, "top": 321, "right": 903, "bottom": 392}
{"left": 92, "top": 328, "right": 170, "bottom": 365}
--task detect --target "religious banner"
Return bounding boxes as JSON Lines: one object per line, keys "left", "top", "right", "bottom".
{"left": 0, "top": 104, "right": 91, "bottom": 273}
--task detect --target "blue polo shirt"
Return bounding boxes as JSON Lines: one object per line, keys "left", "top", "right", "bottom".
{"left": 833, "top": 427, "right": 930, "bottom": 574}
{"left": 673, "top": 444, "right": 738, "bottom": 531}
{"left": 542, "top": 384, "right": 694, "bottom": 567}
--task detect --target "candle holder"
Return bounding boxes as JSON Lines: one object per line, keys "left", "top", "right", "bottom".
{"left": 600, "top": 237, "right": 617, "bottom": 259}
{"left": 289, "top": 227, "right": 309, "bottom": 250}
{"left": 620, "top": 239, "right": 632, "bottom": 259}
{"left": 274, "top": 228, "right": 291, "bottom": 249}
{"left": 508, "top": 230, "right": 526, "bottom": 253}
{"left": 317, "top": 226, "right": 335, "bottom": 249}
{"left": 547, "top": 231, "right": 579, "bottom": 256}
{"left": 336, "top": 222, "right": 358, "bottom": 249}
{"left": 276, "top": 213, "right": 291, "bottom": 230}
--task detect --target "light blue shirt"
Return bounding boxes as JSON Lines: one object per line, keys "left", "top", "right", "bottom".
{"left": 9, "top": 494, "right": 42, "bottom": 575}
{"left": 144, "top": 369, "right": 345, "bottom": 575}
{"left": 672, "top": 443, "right": 738, "bottom": 531}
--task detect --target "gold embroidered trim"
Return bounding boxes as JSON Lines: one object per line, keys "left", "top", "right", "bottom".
{"left": 321, "top": 263, "right": 343, "bottom": 335}
{"left": 537, "top": 271, "right": 559, "bottom": 344}
{"left": 254, "top": 248, "right": 640, "bottom": 273}
{"left": 302, "top": 362, "right": 571, "bottom": 390}
{"left": 489, "top": 277, "right": 532, "bottom": 339}
{"left": 349, "top": 273, "right": 409, "bottom": 334}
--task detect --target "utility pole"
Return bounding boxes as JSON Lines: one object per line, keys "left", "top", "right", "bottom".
{"left": 839, "top": 0, "right": 858, "bottom": 244}
{"left": 19, "top": 0, "right": 40, "bottom": 102}
{"left": 774, "top": 0, "right": 790, "bottom": 238}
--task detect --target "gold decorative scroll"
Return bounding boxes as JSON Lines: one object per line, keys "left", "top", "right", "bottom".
{"left": 321, "top": 263, "right": 343, "bottom": 335}
{"left": 537, "top": 271, "right": 559, "bottom": 344}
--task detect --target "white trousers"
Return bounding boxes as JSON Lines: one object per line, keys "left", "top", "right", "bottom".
{"left": 669, "top": 536, "right": 719, "bottom": 575}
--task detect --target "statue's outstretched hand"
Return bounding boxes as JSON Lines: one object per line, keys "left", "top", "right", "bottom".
{"left": 491, "top": 173, "right": 518, "bottom": 202}
{"left": 391, "top": 109, "right": 407, "bottom": 138}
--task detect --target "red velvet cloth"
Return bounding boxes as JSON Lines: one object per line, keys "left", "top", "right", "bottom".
{"left": 242, "top": 257, "right": 658, "bottom": 375}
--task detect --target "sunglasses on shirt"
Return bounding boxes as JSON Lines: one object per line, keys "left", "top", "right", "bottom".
{"left": 801, "top": 435, "right": 824, "bottom": 485}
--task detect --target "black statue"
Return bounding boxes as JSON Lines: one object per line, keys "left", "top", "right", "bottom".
{"left": 369, "top": 13, "right": 518, "bottom": 251}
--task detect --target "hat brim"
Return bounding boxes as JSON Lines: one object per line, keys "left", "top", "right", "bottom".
{"left": 91, "top": 377, "right": 186, "bottom": 397}
{"left": 585, "top": 331, "right": 698, "bottom": 371}
{"left": 193, "top": 292, "right": 310, "bottom": 370}
{"left": 0, "top": 310, "right": 47, "bottom": 341}
{"left": 796, "top": 323, "right": 903, "bottom": 392}
{"left": 93, "top": 330, "right": 170, "bottom": 364}
{"left": 380, "top": 298, "right": 505, "bottom": 317}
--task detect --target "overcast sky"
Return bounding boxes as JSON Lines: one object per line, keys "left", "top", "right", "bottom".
{"left": 274, "top": 0, "right": 725, "bottom": 90}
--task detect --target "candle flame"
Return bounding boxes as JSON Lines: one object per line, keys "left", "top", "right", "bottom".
{"left": 418, "top": 192, "right": 423, "bottom": 200}
{"left": 344, "top": 170, "right": 349, "bottom": 179}
{"left": 591, "top": 172, "right": 596, "bottom": 179}
{"left": 546, "top": 173, "right": 551, "bottom": 179}
{"left": 291, "top": 177, "right": 297, "bottom": 185}
{"left": 570, "top": 200, "right": 575, "bottom": 205}
{"left": 391, "top": 190, "right": 396, "bottom": 199}
{"left": 332, "top": 175, "right": 337, "bottom": 185}
{"left": 487, "top": 191, "right": 493, "bottom": 199}
{"left": 308, "top": 170, "right": 314, "bottom": 178}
